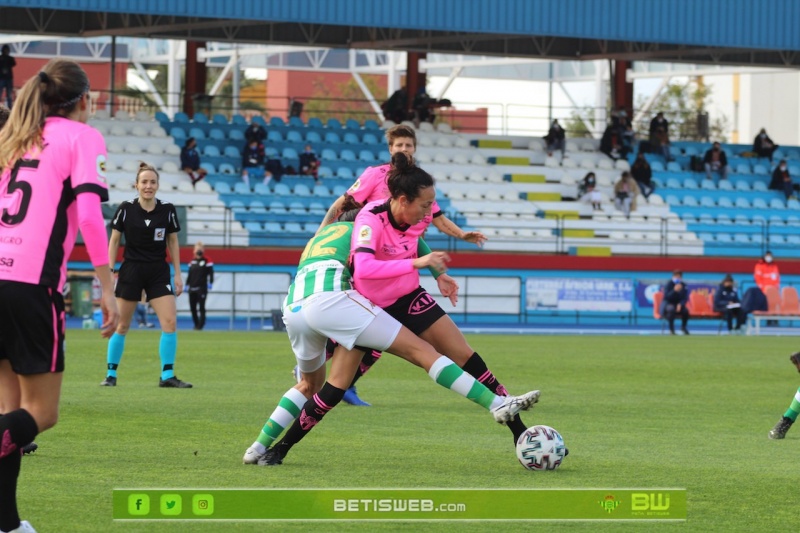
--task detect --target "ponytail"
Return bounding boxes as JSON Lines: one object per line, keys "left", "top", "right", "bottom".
{"left": 386, "top": 152, "right": 434, "bottom": 201}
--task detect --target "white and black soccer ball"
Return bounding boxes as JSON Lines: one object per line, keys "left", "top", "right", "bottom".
{"left": 515, "top": 425, "right": 566, "bottom": 471}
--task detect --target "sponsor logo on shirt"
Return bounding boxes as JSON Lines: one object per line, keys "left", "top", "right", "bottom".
{"left": 357, "top": 225, "right": 371, "bottom": 244}
{"left": 154, "top": 228, "right": 165, "bottom": 241}
{"left": 0, "top": 257, "right": 14, "bottom": 267}
{"left": 408, "top": 292, "right": 436, "bottom": 315}
{"left": 348, "top": 179, "right": 361, "bottom": 192}
{"left": 96, "top": 154, "right": 107, "bottom": 182}
{"left": 0, "top": 236, "right": 22, "bottom": 245}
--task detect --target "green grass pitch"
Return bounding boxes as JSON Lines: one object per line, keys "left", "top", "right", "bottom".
{"left": 14, "top": 330, "right": 800, "bottom": 532}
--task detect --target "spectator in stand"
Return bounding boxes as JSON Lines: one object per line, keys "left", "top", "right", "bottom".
{"left": 381, "top": 87, "right": 409, "bottom": 124}
{"left": 754, "top": 250, "right": 780, "bottom": 327}
{"left": 621, "top": 120, "right": 636, "bottom": 155}
{"left": 264, "top": 151, "right": 284, "bottom": 185}
{"left": 0, "top": 44, "right": 15, "bottom": 108}
{"left": 180, "top": 137, "right": 207, "bottom": 186}
{"left": 649, "top": 112, "right": 673, "bottom": 161}
{"left": 241, "top": 139, "right": 265, "bottom": 189}
{"left": 713, "top": 274, "right": 744, "bottom": 333}
{"left": 753, "top": 128, "right": 778, "bottom": 161}
{"left": 610, "top": 106, "right": 628, "bottom": 128}
{"left": 613, "top": 171, "right": 641, "bottom": 218}
{"left": 600, "top": 123, "right": 630, "bottom": 161}
{"left": 244, "top": 120, "right": 267, "bottom": 145}
{"left": 543, "top": 119, "right": 566, "bottom": 157}
{"left": 703, "top": 142, "right": 730, "bottom": 180}
{"left": 769, "top": 159, "right": 794, "bottom": 200}
{"left": 663, "top": 269, "right": 690, "bottom": 335}
{"left": 577, "top": 172, "right": 602, "bottom": 211}
{"left": 631, "top": 151, "right": 655, "bottom": 199}
{"left": 298, "top": 144, "right": 320, "bottom": 182}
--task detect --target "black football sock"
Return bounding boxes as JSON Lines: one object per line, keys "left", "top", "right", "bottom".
{"left": 0, "top": 410, "right": 38, "bottom": 532}
{"left": 461, "top": 352, "right": 526, "bottom": 441}
{"left": 348, "top": 349, "right": 382, "bottom": 388}
{"left": 273, "top": 383, "right": 346, "bottom": 458}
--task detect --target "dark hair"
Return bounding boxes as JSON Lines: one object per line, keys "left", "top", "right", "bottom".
{"left": 337, "top": 194, "right": 364, "bottom": 222}
{"left": 135, "top": 161, "right": 159, "bottom": 184}
{"left": 385, "top": 124, "right": 416, "bottom": 148}
{"left": 386, "top": 152, "right": 434, "bottom": 201}
{"left": 672, "top": 269, "right": 683, "bottom": 276}
{"left": 1, "top": 45, "right": 9, "bottom": 54}
{"left": 723, "top": 274, "right": 734, "bottom": 283}
{"left": 184, "top": 137, "right": 195, "bottom": 148}
{"left": 0, "top": 105, "right": 9, "bottom": 130}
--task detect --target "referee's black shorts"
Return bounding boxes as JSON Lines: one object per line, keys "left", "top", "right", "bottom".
{"left": 115, "top": 261, "right": 174, "bottom": 301}
{"left": 0, "top": 281, "right": 65, "bottom": 374}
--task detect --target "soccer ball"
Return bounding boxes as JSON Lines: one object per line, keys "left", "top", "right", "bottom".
{"left": 515, "top": 425, "right": 566, "bottom": 471}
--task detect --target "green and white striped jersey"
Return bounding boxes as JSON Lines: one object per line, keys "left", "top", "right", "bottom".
{"left": 285, "top": 222, "right": 354, "bottom": 305}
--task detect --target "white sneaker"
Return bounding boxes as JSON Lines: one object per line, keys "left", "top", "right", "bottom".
{"left": 491, "top": 390, "right": 540, "bottom": 424}
{"left": 292, "top": 365, "right": 301, "bottom": 384}
{"left": 243, "top": 445, "right": 265, "bottom": 465}
{"left": 3, "top": 521, "right": 37, "bottom": 533}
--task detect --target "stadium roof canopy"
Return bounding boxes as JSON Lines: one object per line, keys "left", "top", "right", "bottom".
{"left": 0, "top": 0, "right": 799, "bottom": 68}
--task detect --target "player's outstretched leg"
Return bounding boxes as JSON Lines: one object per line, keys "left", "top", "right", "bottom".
{"left": 769, "top": 386, "right": 800, "bottom": 439}
{"left": 243, "top": 388, "right": 307, "bottom": 464}
{"left": 491, "top": 390, "right": 540, "bottom": 424}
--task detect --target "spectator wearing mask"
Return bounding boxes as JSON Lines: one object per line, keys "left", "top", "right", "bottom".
{"left": 769, "top": 159, "right": 794, "bottom": 200}
{"left": 631, "top": 152, "right": 655, "bottom": 199}
{"left": 298, "top": 144, "right": 320, "bottom": 182}
{"left": 753, "top": 128, "right": 778, "bottom": 161}
{"left": 180, "top": 137, "right": 207, "bottom": 186}
{"left": 543, "top": 119, "right": 566, "bottom": 157}
{"left": 663, "top": 270, "right": 690, "bottom": 335}
{"left": 613, "top": 171, "right": 641, "bottom": 218}
{"left": 754, "top": 251, "right": 780, "bottom": 293}
{"left": 649, "top": 112, "right": 669, "bottom": 142}
{"left": 244, "top": 121, "right": 267, "bottom": 145}
{"left": 713, "top": 274, "right": 744, "bottom": 333}
{"left": 703, "top": 142, "right": 730, "bottom": 180}
{"left": 241, "top": 139, "right": 266, "bottom": 188}
{"left": 577, "top": 172, "right": 602, "bottom": 210}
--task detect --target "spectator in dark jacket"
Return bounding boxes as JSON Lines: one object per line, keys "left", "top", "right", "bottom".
{"left": 631, "top": 152, "right": 655, "bottom": 199}
{"left": 649, "top": 112, "right": 669, "bottom": 141}
{"left": 244, "top": 121, "right": 267, "bottom": 144}
{"left": 544, "top": 119, "right": 566, "bottom": 156}
{"left": 769, "top": 159, "right": 794, "bottom": 200}
{"left": 703, "top": 142, "right": 730, "bottom": 180}
{"left": 180, "top": 137, "right": 207, "bottom": 186}
{"left": 664, "top": 269, "right": 690, "bottom": 335}
{"left": 298, "top": 144, "right": 320, "bottom": 182}
{"left": 753, "top": 128, "right": 778, "bottom": 161}
{"left": 600, "top": 124, "right": 630, "bottom": 161}
{"left": 713, "top": 274, "right": 744, "bottom": 333}
{"left": 241, "top": 140, "right": 265, "bottom": 188}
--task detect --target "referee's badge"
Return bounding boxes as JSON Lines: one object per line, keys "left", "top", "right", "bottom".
{"left": 357, "top": 225, "right": 372, "bottom": 244}
{"left": 96, "top": 154, "right": 107, "bottom": 183}
{"left": 154, "top": 228, "right": 165, "bottom": 241}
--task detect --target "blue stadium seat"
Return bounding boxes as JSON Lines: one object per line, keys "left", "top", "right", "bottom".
{"left": 309, "top": 202, "right": 326, "bottom": 216}
{"left": 715, "top": 233, "right": 732, "bottom": 243}
{"left": 753, "top": 164, "right": 769, "bottom": 175}
{"left": 735, "top": 163, "right": 750, "bottom": 174}
{"left": 665, "top": 194, "right": 681, "bottom": 205}
{"left": 318, "top": 166, "right": 334, "bottom": 178}
{"left": 378, "top": 150, "right": 390, "bottom": 161}
{"left": 666, "top": 161, "right": 682, "bottom": 172}
{"left": 252, "top": 116, "right": 268, "bottom": 127}
{"left": 698, "top": 232, "right": 714, "bottom": 242}
{"left": 294, "top": 184, "right": 311, "bottom": 196}
{"left": 734, "top": 180, "right": 750, "bottom": 191}
{"left": 212, "top": 114, "right": 229, "bottom": 125}
{"left": 234, "top": 182, "right": 251, "bottom": 194}
{"left": 752, "top": 198, "right": 769, "bottom": 209}
{"left": 286, "top": 130, "right": 303, "bottom": 143}
{"left": 682, "top": 195, "right": 698, "bottom": 206}
{"left": 270, "top": 117, "right": 286, "bottom": 127}
{"left": 219, "top": 162, "right": 236, "bottom": 175}
{"left": 229, "top": 129, "right": 245, "bottom": 142}
{"left": 699, "top": 213, "right": 714, "bottom": 223}
{"left": 321, "top": 148, "right": 337, "bottom": 161}
{"left": 339, "top": 149, "right": 356, "bottom": 161}
{"left": 717, "top": 196, "right": 734, "bottom": 208}
{"left": 267, "top": 130, "right": 283, "bottom": 142}
{"left": 214, "top": 182, "right": 232, "bottom": 194}
{"left": 244, "top": 221, "right": 263, "bottom": 232}
{"left": 787, "top": 235, "right": 800, "bottom": 245}
{"left": 345, "top": 118, "right": 361, "bottom": 130}
{"left": 733, "top": 233, "right": 751, "bottom": 244}
{"left": 289, "top": 116, "right": 304, "bottom": 128}
{"left": 734, "top": 214, "right": 750, "bottom": 225}
{"left": 359, "top": 150, "right": 376, "bottom": 161}
{"left": 769, "top": 198, "right": 785, "bottom": 209}
{"left": 203, "top": 145, "right": 221, "bottom": 157}
{"left": 169, "top": 127, "right": 187, "bottom": 142}
{"left": 282, "top": 147, "right": 299, "bottom": 159}
{"left": 700, "top": 196, "right": 716, "bottom": 207}
{"left": 735, "top": 197, "right": 751, "bottom": 209}
{"left": 682, "top": 146, "right": 698, "bottom": 156}
{"left": 683, "top": 178, "right": 699, "bottom": 189}
{"left": 193, "top": 113, "right": 209, "bottom": 124}
{"left": 650, "top": 161, "right": 665, "bottom": 172}
{"left": 231, "top": 114, "right": 248, "bottom": 126}
{"left": 666, "top": 177, "right": 681, "bottom": 189}
{"left": 682, "top": 214, "right": 698, "bottom": 224}
{"left": 364, "top": 119, "right": 380, "bottom": 130}
{"left": 700, "top": 179, "right": 716, "bottom": 190}
{"left": 249, "top": 200, "right": 267, "bottom": 212}
{"left": 155, "top": 111, "right": 169, "bottom": 123}
{"left": 274, "top": 183, "right": 291, "bottom": 196}
{"left": 306, "top": 131, "right": 322, "bottom": 144}
{"left": 718, "top": 179, "right": 734, "bottom": 191}
{"left": 343, "top": 132, "right": 360, "bottom": 144}
{"left": 336, "top": 167, "right": 355, "bottom": 179}
{"left": 284, "top": 222, "right": 305, "bottom": 234}
{"left": 229, "top": 200, "right": 246, "bottom": 213}
{"left": 288, "top": 202, "right": 307, "bottom": 215}
{"left": 324, "top": 132, "right": 342, "bottom": 144}
{"left": 788, "top": 199, "right": 800, "bottom": 210}
{"left": 332, "top": 184, "right": 348, "bottom": 195}
{"left": 173, "top": 112, "right": 190, "bottom": 123}
{"left": 200, "top": 162, "right": 216, "bottom": 174}
{"left": 188, "top": 127, "right": 206, "bottom": 140}
{"left": 752, "top": 181, "right": 768, "bottom": 191}
{"left": 769, "top": 215, "right": 785, "bottom": 225}
{"left": 312, "top": 184, "right": 330, "bottom": 196}
{"left": 209, "top": 128, "right": 226, "bottom": 140}
{"left": 769, "top": 234, "right": 786, "bottom": 245}
{"left": 362, "top": 133, "right": 380, "bottom": 145}
{"left": 268, "top": 200, "right": 286, "bottom": 212}
{"left": 253, "top": 183, "right": 270, "bottom": 195}
{"left": 716, "top": 214, "right": 733, "bottom": 225}
{"left": 307, "top": 117, "right": 324, "bottom": 128}
{"left": 264, "top": 222, "right": 282, "bottom": 233}
{"left": 224, "top": 146, "right": 241, "bottom": 158}
{"left": 327, "top": 118, "right": 343, "bottom": 130}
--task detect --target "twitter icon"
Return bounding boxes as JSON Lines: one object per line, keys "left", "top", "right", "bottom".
{"left": 160, "top": 494, "right": 182, "bottom": 516}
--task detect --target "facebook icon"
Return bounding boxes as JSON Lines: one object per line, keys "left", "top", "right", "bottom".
{"left": 128, "top": 494, "right": 150, "bottom": 515}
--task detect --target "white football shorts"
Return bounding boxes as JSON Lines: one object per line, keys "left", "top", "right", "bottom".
{"left": 282, "top": 290, "right": 402, "bottom": 372}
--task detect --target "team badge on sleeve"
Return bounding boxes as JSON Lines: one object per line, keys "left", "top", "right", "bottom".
{"left": 348, "top": 179, "right": 361, "bottom": 192}
{"left": 96, "top": 154, "right": 108, "bottom": 183}
{"left": 357, "top": 225, "right": 372, "bottom": 244}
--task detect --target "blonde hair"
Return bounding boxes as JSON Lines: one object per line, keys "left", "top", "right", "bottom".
{"left": 0, "top": 59, "right": 89, "bottom": 171}
{"left": 385, "top": 124, "right": 416, "bottom": 148}
{"left": 135, "top": 161, "right": 159, "bottom": 184}
{"left": 0, "top": 106, "right": 9, "bottom": 130}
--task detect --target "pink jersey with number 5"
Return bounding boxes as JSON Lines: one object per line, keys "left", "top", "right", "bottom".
{"left": 0, "top": 116, "right": 109, "bottom": 290}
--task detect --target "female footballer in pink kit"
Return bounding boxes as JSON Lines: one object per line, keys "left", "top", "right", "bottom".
{"left": 351, "top": 153, "right": 533, "bottom": 443}
{"left": 317, "top": 125, "right": 487, "bottom": 404}
{"left": 0, "top": 60, "right": 119, "bottom": 533}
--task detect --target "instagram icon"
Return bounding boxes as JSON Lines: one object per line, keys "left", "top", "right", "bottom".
{"left": 192, "top": 494, "right": 214, "bottom": 516}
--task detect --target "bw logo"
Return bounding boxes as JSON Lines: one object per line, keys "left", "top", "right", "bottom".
{"left": 408, "top": 292, "right": 435, "bottom": 315}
